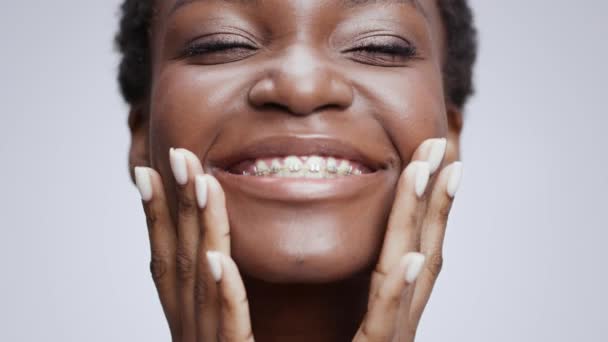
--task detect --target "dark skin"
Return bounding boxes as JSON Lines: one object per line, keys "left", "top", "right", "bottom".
{"left": 129, "top": 0, "right": 464, "bottom": 341}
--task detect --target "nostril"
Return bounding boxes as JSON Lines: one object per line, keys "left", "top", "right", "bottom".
{"left": 314, "top": 103, "right": 340, "bottom": 113}
{"left": 261, "top": 103, "right": 291, "bottom": 113}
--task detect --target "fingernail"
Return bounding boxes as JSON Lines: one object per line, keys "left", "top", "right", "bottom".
{"left": 175, "top": 148, "right": 205, "bottom": 174}
{"left": 169, "top": 148, "right": 188, "bottom": 185}
{"left": 427, "top": 138, "right": 447, "bottom": 175}
{"left": 414, "top": 161, "right": 430, "bottom": 198}
{"left": 134, "top": 167, "right": 153, "bottom": 202}
{"left": 446, "top": 162, "right": 463, "bottom": 198}
{"left": 206, "top": 251, "right": 223, "bottom": 282}
{"left": 403, "top": 252, "right": 426, "bottom": 283}
{"left": 195, "top": 175, "right": 208, "bottom": 209}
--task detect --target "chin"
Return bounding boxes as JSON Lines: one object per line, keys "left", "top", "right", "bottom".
{"left": 220, "top": 170, "right": 398, "bottom": 284}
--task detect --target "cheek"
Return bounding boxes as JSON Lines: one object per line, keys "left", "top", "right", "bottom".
{"left": 355, "top": 64, "right": 447, "bottom": 165}
{"left": 148, "top": 64, "right": 249, "bottom": 163}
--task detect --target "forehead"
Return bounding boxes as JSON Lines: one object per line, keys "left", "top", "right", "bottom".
{"left": 170, "top": 0, "right": 426, "bottom": 14}
{"left": 153, "top": 0, "right": 445, "bottom": 55}
{"left": 157, "top": 0, "right": 441, "bottom": 23}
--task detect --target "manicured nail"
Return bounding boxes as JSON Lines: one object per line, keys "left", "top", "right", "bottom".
{"left": 134, "top": 167, "right": 153, "bottom": 202}
{"left": 195, "top": 175, "right": 208, "bottom": 209}
{"left": 175, "top": 148, "right": 205, "bottom": 174}
{"left": 414, "top": 161, "right": 431, "bottom": 198}
{"left": 446, "top": 161, "right": 463, "bottom": 198}
{"left": 169, "top": 148, "right": 188, "bottom": 185}
{"left": 427, "top": 138, "right": 447, "bottom": 174}
{"left": 403, "top": 252, "right": 426, "bottom": 283}
{"left": 206, "top": 251, "right": 223, "bottom": 282}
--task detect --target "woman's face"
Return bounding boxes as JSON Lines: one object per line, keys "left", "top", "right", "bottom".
{"left": 131, "top": 0, "right": 461, "bottom": 283}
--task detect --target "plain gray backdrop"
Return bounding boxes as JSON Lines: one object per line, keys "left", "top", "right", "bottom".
{"left": 1, "top": 1, "right": 606, "bottom": 341}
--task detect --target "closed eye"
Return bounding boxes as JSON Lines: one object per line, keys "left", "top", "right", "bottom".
{"left": 183, "top": 42, "right": 257, "bottom": 57}
{"left": 348, "top": 43, "right": 416, "bottom": 57}
{"left": 179, "top": 34, "right": 259, "bottom": 64}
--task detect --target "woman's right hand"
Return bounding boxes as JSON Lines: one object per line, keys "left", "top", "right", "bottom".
{"left": 134, "top": 148, "right": 254, "bottom": 342}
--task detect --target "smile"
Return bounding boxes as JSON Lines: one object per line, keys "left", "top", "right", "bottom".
{"left": 227, "top": 155, "right": 372, "bottom": 178}
{"left": 208, "top": 136, "right": 394, "bottom": 201}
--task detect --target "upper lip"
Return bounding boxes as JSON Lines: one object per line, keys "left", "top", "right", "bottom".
{"left": 206, "top": 135, "right": 394, "bottom": 172}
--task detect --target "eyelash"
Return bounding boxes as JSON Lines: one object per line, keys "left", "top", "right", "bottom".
{"left": 182, "top": 40, "right": 418, "bottom": 61}
{"left": 346, "top": 43, "right": 417, "bottom": 58}
{"left": 183, "top": 41, "right": 255, "bottom": 57}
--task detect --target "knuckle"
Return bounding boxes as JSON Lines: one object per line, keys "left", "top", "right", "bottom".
{"left": 238, "top": 295, "right": 249, "bottom": 308}
{"left": 426, "top": 252, "right": 444, "bottom": 277}
{"left": 149, "top": 250, "right": 169, "bottom": 282}
{"left": 436, "top": 202, "right": 453, "bottom": 223}
{"left": 372, "top": 267, "right": 389, "bottom": 279}
{"left": 359, "top": 319, "right": 371, "bottom": 339}
{"left": 177, "top": 193, "right": 197, "bottom": 216}
{"left": 175, "top": 247, "right": 195, "bottom": 281}
{"left": 374, "top": 287, "right": 399, "bottom": 307}
{"left": 144, "top": 208, "right": 160, "bottom": 230}
{"left": 360, "top": 321, "right": 384, "bottom": 342}
{"left": 194, "top": 278, "right": 208, "bottom": 308}
{"left": 220, "top": 290, "right": 233, "bottom": 308}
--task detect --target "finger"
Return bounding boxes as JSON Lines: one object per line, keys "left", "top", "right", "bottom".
{"left": 354, "top": 253, "right": 426, "bottom": 342}
{"left": 415, "top": 137, "right": 448, "bottom": 175}
{"left": 409, "top": 162, "right": 463, "bottom": 328}
{"left": 207, "top": 251, "right": 255, "bottom": 342}
{"left": 195, "top": 174, "right": 231, "bottom": 340}
{"left": 170, "top": 148, "right": 205, "bottom": 342}
{"left": 201, "top": 174, "right": 231, "bottom": 254}
{"left": 134, "top": 166, "right": 180, "bottom": 337}
{"left": 369, "top": 161, "right": 429, "bottom": 306}
{"left": 368, "top": 138, "right": 446, "bottom": 303}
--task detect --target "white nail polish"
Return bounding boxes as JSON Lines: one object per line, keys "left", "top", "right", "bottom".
{"left": 403, "top": 252, "right": 426, "bottom": 283}
{"left": 195, "top": 175, "right": 208, "bottom": 209}
{"left": 446, "top": 162, "right": 463, "bottom": 198}
{"left": 427, "top": 138, "right": 447, "bottom": 174}
{"left": 414, "top": 162, "right": 431, "bottom": 198}
{"left": 134, "top": 167, "right": 153, "bottom": 201}
{"left": 206, "top": 251, "right": 223, "bottom": 282}
{"left": 170, "top": 148, "right": 188, "bottom": 185}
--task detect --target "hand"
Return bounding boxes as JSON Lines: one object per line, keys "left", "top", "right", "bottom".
{"left": 134, "top": 148, "right": 254, "bottom": 342}
{"left": 352, "top": 138, "right": 463, "bottom": 341}
{"left": 133, "top": 140, "right": 462, "bottom": 342}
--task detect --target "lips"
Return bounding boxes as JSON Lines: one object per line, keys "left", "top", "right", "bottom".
{"left": 207, "top": 136, "right": 392, "bottom": 175}
{"left": 205, "top": 135, "right": 398, "bottom": 202}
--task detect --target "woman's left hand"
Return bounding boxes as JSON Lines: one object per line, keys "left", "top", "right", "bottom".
{"left": 353, "top": 138, "right": 463, "bottom": 342}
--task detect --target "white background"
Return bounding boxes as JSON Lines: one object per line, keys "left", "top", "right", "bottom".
{"left": 1, "top": 1, "right": 606, "bottom": 341}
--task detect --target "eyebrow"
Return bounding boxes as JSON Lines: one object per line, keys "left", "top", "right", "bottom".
{"left": 170, "top": 0, "right": 428, "bottom": 18}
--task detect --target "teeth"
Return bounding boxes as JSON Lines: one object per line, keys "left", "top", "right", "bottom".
{"left": 241, "top": 156, "right": 365, "bottom": 178}
{"left": 270, "top": 159, "right": 282, "bottom": 174}
{"left": 285, "top": 156, "right": 303, "bottom": 173}
{"left": 304, "top": 156, "right": 323, "bottom": 178}
{"left": 255, "top": 160, "right": 270, "bottom": 176}
{"left": 326, "top": 157, "right": 338, "bottom": 174}
{"left": 338, "top": 160, "right": 353, "bottom": 175}
{"left": 306, "top": 156, "right": 323, "bottom": 173}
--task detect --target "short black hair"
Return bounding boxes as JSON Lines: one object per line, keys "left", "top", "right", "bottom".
{"left": 115, "top": 0, "right": 477, "bottom": 109}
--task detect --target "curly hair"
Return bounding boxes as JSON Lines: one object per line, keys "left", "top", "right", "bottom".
{"left": 115, "top": 0, "right": 477, "bottom": 109}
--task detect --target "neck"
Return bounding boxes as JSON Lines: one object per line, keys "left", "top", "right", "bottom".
{"left": 243, "top": 271, "right": 371, "bottom": 342}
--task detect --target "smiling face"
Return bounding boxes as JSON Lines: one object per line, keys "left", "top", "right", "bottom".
{"left": 130, "top": 0, "right": 462, "bottom": 283}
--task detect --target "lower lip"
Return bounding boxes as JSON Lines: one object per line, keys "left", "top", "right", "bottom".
{"left": 212, "top": 169, "right": 388, "bottom": 202}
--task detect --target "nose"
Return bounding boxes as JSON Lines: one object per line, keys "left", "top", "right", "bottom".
{"left": 248, "top": 45, "right": 354, "bottom": 116}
